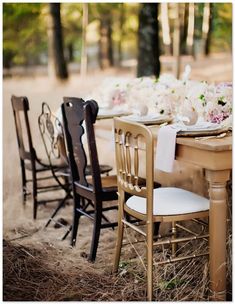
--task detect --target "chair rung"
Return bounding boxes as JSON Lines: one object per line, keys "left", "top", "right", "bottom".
{"left": 46, "top": 218, "right": 68, "bottom": 228}
{"left": 101, "top": 222, "right": 118, "bottom": 229}
{"left": 38, "top": 198, "right": 67, "bottom": 204}
{"left": 27, "top": 176, "right": 54, "bottom": 182}
{"left": 153, "top": 234, "right": 209, "bottom": 247}
{"left": 122, "top": 219, "right": 146, "bottom": 237}
{"left": 176, "top": 223, "right": 208, "bottom": 242}
{"left": 192, "top": 218, "right": 208, "bottom": 227}
{"left": 154, "top": 252, "right": 209, "bottom": 265}
{"left": 76, "top": 208, "right": 94, "bottom": 221}
{"left": 122, "top": 239, "right": 145, "bottom": 246}
{"left": 101, "top": 205, "right": 118, "bottom": 212}
{"left": 37, "top": 186, "right": 64, "bottom": 192}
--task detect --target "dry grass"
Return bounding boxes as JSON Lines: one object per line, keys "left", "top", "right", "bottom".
{"left": 2, "top": 226, "right": 211, "bottom": 301}
{"left": 3, "top": 186, "right": 232, "bottom": 301}
{"left": 3, "top": 179, "right": 232, "bottom": 301}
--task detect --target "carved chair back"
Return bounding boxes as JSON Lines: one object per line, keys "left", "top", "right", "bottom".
{"left": 38, "top": 102, "right": 63, "bottom": 163}
{"left": 61, "top": 97, "right": 102, "bottom": 194}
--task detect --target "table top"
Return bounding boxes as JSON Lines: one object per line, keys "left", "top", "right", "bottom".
{"left": 149, "top": 125, "right": 232, "bottom": 152}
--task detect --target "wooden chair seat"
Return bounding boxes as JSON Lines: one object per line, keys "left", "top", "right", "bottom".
{"left": 24, "top": 159, "right": 67, "bottom": 172}
{"left": 86, "top": 164, "right": 113, "bottom": 176}
{"left": 87, "top": 175, "right": 117, "bottom": 190}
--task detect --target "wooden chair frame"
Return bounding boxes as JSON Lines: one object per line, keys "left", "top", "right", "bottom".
{"left": 113, "top": 118, "right": 209, "bottom": 301}
{"left": 11, "top": 95, "right": 65, "bottom": 219}
{"left": 61, "top": 97, "right": 118, "bottom": 261}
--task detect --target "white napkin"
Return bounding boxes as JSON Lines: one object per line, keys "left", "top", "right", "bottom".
{"left": 155, "top": 122, "right": 221, "bottom": 172}
{"left": 156, "top": 125, "right": 181, "bottom": 173}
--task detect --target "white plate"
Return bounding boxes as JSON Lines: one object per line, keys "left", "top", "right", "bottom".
{"left": 98, "top": 108, "right": 131, "bottom": 119}
{"left": 172, "top": 122, "right": 222, "bottom": 132}
{"left": 172, "top": 122, "right": 227, "bottom": 136}
{"left": 123, "top": 114, "right": 172, "bottom": 125}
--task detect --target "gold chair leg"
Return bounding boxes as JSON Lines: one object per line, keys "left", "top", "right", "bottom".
{"left": 146, "top": 221, "right": 153, "bottom": 301}
{"left": 113, "top": 191, "right": 125, "bottom": 273}
{"left": 171, "top": 221, "right": 177, "bottom": 258}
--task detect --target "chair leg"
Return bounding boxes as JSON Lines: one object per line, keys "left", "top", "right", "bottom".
{"left": 62, "top": 224, "right": 72, "bottom": 241}
{"left": 88, "top": 201, "right": 102, "bottom": 262}
{"left": 44, "top": 194, "right": 69, "bottom": 228}
{"left": 113, "top": 211, "right": 124, "bottom": 273}
{"left": 153, "top": 222, "right": 161, "bottom": 238}
{"left": 32, "top": 171, "right": 38, "bottom": 220}
{"left": 146, "top": 221, "right": 153, "bottom": 301}
{"left": 71, "top": 193, "right": 81, "bottom": 247}
{"left": 171, "top": 221, "right": 177, "bottom": 258}
{"left": 20, "top": 159, "right": 27, "bottom": 204}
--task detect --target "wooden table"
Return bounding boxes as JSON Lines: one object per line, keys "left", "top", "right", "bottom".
{"left": 150, "top": 126, "right": 232, "bottom": 301}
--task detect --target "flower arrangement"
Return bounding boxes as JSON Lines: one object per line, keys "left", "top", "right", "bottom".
{"left": 92, "top": 66, "right": 232, "bottom": 126}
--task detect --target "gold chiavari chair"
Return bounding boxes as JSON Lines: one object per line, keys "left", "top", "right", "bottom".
{"left": 113, "top": 118, "right": 209, "bottom": 301}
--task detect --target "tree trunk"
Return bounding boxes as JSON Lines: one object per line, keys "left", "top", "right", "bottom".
{"left": 81, "top": 3, "right": 88, "bottom": 76}
{"left": 137, "top": 3, "right": 160, "bottom": 78}
{"left": 181, "top": 3, "right": 189, "bottom": 54}
{"left": 186, "top": 3, "right": 195, "bottom": 56}
{"left": 67, "top": 43, "right": 74, "bottom": 62}
{"left": 160, "top": 3, "right": 171, "bottom": 55}
{"left": 47, "top": 3, "right": 68, "bottom": 80}
{"left": 99, "top": 15, "right": 113, "bottom": 69}
{"left": 202, "top": 3, "right": 213, "bottom": 56}
{"left": 118, "top": 3, "right": 125, "bottom": 66}
{"left": 173, "top": 3, "right": 181, "bottom": 79}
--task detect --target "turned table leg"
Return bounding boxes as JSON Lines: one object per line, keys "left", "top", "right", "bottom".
{"left": 205, "top": 169, "right": 231, "bottom": 301}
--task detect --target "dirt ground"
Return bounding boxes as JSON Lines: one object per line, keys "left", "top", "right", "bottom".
{"left": 3, "top": 53, "right": 232, "bottom": 301}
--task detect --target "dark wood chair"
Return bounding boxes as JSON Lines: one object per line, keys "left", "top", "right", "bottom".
{"left": 61, "top": 97, "right": 119, "bottom": 262}
{"left": 11, "top": 95, "right": 68, "bottom": 219}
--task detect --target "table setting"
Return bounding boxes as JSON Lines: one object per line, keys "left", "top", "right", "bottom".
{"left": 91, "top": 65, "right": 232, "bottom": 131}
{"left": 89, "top": 66, "right": 232, "bottom": 175}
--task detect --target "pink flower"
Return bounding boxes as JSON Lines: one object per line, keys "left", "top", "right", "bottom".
{"left": 207, "top": 110, "right": 230, "bottom": 124}
{"left": 112, "top": 90, "right": 126, "bottom": 105}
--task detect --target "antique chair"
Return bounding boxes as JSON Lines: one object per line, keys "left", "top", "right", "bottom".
{"left": 11, "top": 95, "right": 67, "bottom": 219}
{"left": 38, "top": 102, "right": 114, "bottom": 236}
{"left": 113, "top": 118, "right": 209, "bottom": 301}
{"left": 38, "top": 102, "right": 72, "bottom": 229}
{"left": 61, "top": 97, "right": 119, "bottom": 261}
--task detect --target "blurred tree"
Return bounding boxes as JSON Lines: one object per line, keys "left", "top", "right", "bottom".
{"left": 137, "top": 3, "right": 160, "bottom": 77}
{"left": 99, "top": 14, "right": 113, "bottom": 69}
{"left": 62, "top": 4, "right": 83, "bottom": 62}
{"left": 173, "top": 3, "right": 180, "bottom": 78}
{"left": 81, "top": 3, "right": 88, "bottom": 76}
{"left": 111, "top": 3, "right": 139, "bottom": 65}
{"left": 180, "top": 3, "right": 189, "bottom": 54}
{"left": 118, "top": 3, "right": 125, "bottom": 65}
{"left": 3, "top": 3, "right": 46, "bottom": 68}
{"left": 47, "top": 3, "right": 68, "bottom": 79}
{"left": 89, "top": 3, "right": 116, "bottom": 69}
{"left": 160, "top": 3, "right": 171, "bottom": 55}
{"left": 186, "top": 3, "right": 195, "bottom": 56}
{"left": 211, "top": 3, "right": 232, "bottom": 52}
{"left": 202, "top": 3, "right": 213, "bottom": 56}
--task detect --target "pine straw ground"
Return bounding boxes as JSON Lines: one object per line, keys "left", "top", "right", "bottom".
{"left": 3, "top": 191, "right": 232, "bottom": 302}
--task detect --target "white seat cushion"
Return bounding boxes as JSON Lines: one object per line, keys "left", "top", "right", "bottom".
{"left": 126, "top": 187, "right": 209, "bottom": 216}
